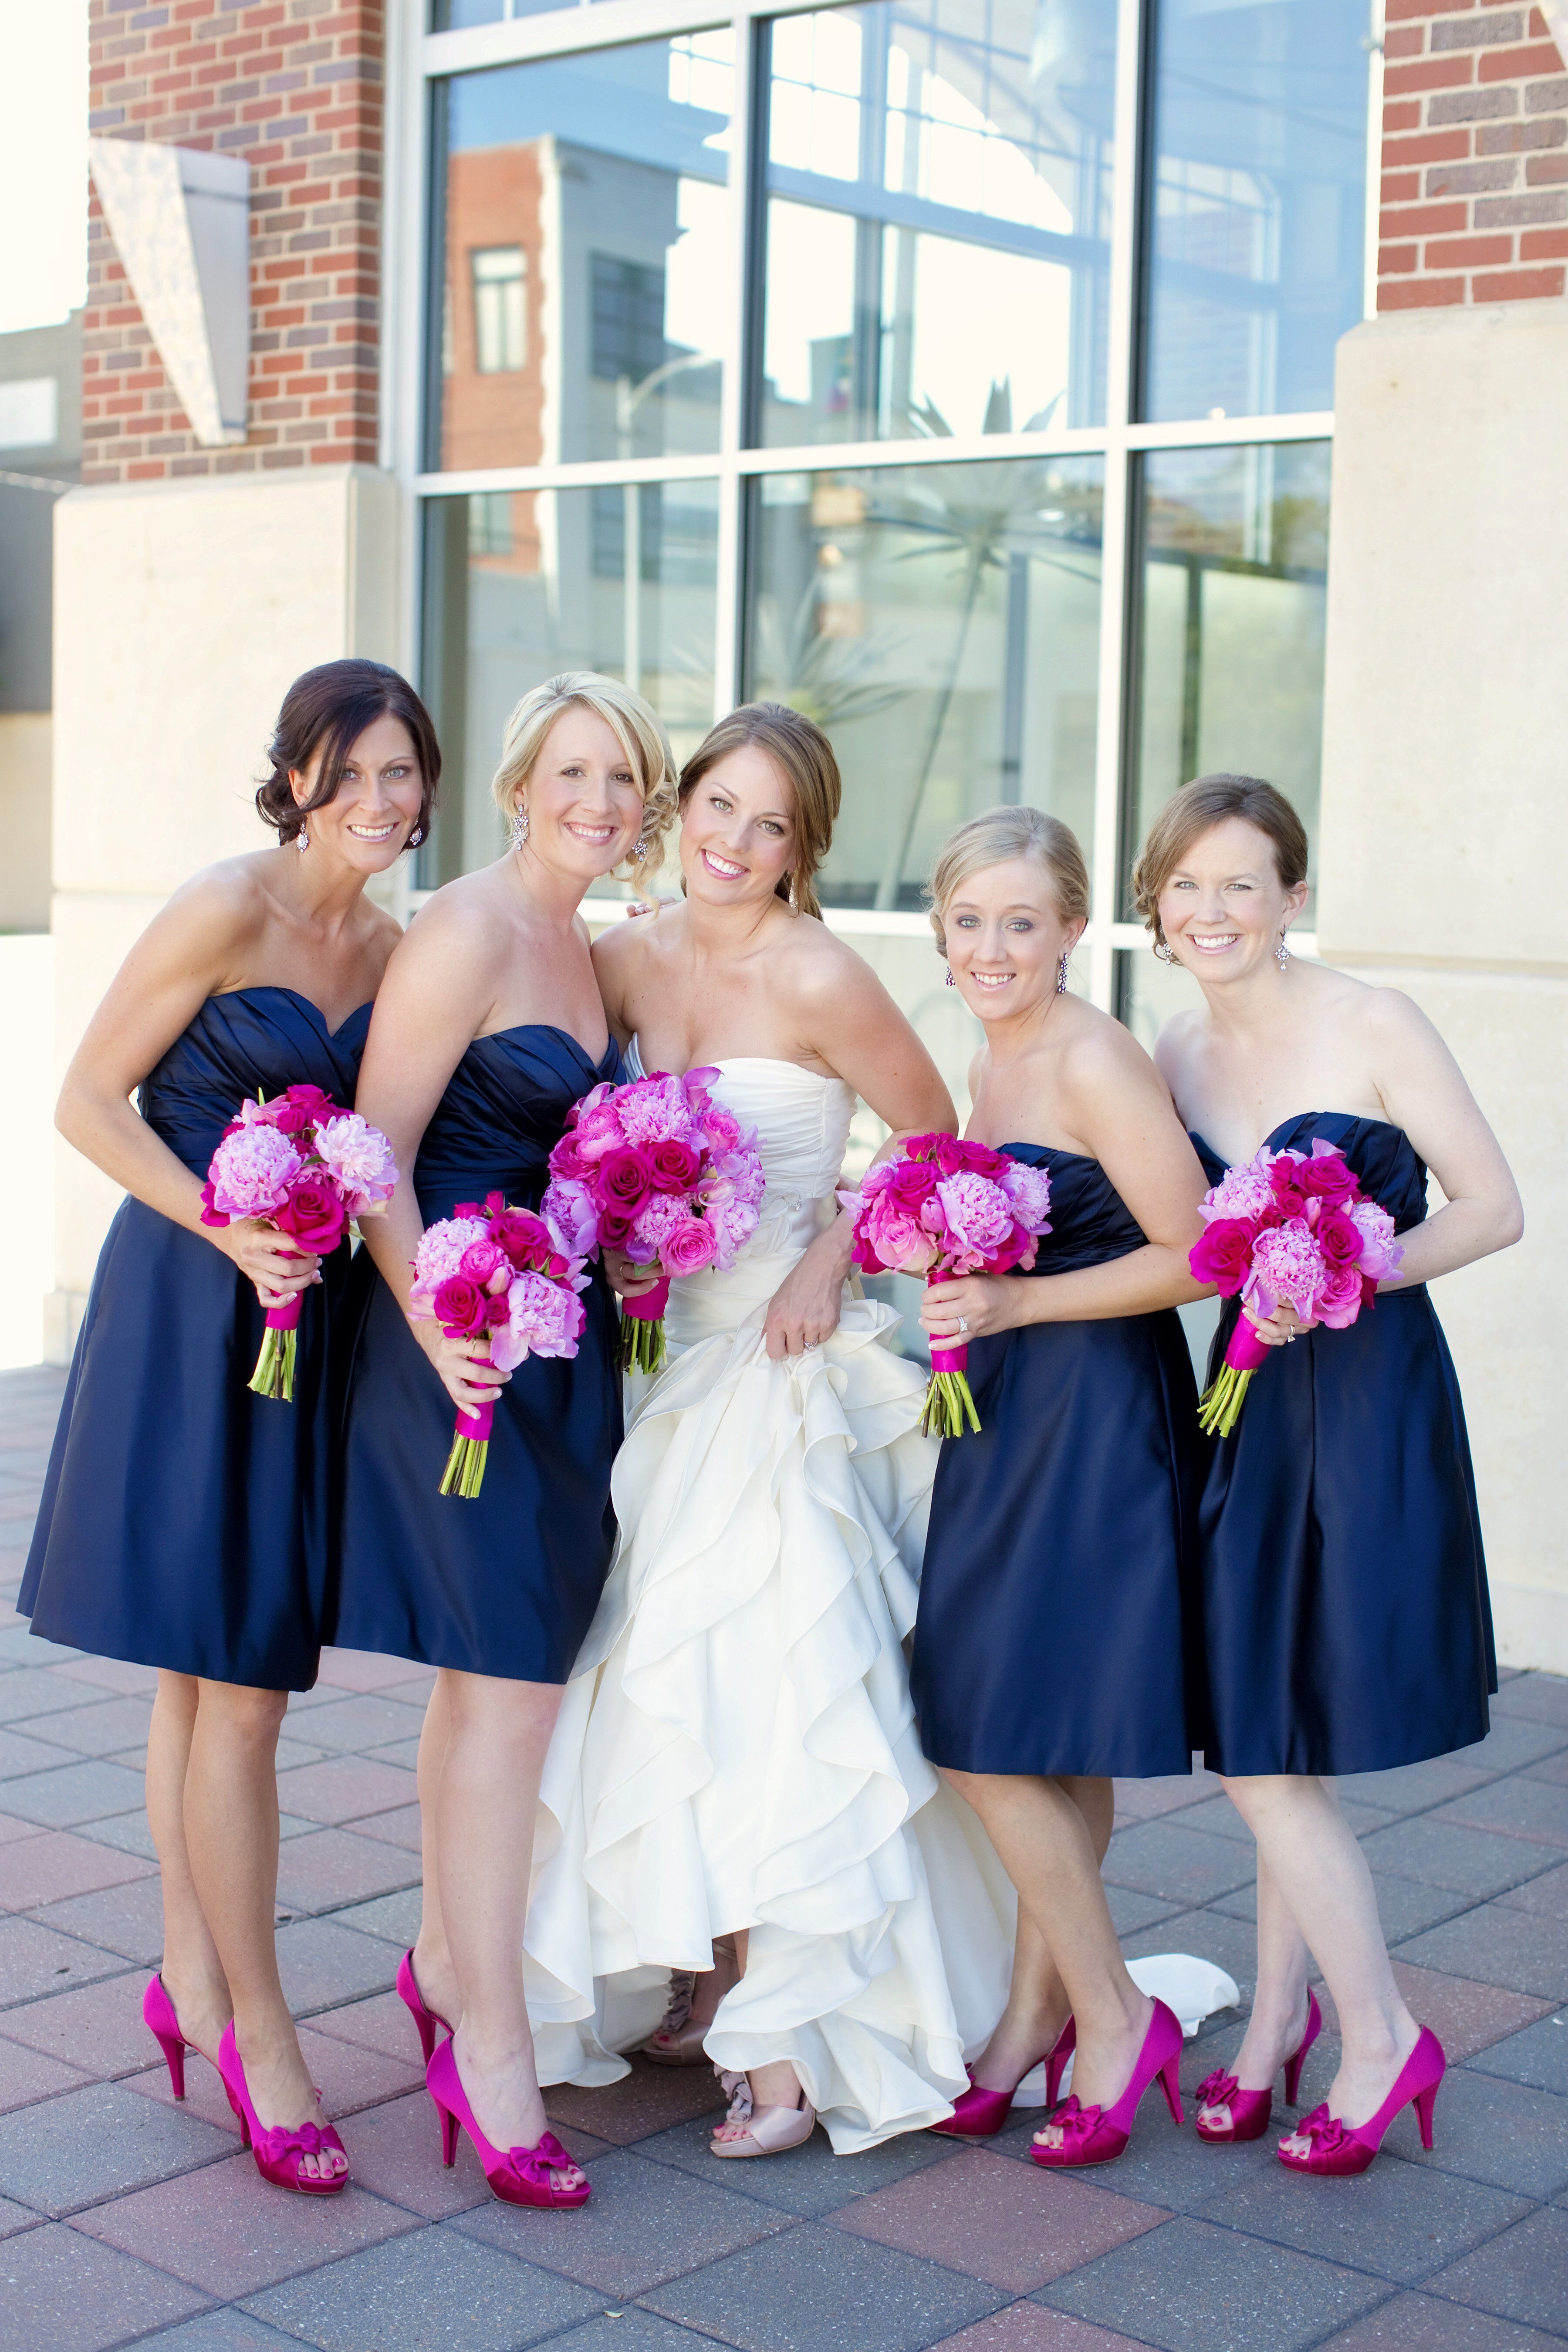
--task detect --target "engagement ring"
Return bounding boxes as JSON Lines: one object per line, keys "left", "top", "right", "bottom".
{"left": 957, "top": 1317, "right": 969, "bottom": 1334}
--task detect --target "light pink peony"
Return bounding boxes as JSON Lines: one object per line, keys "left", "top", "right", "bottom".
{"left": 207, "top": 1122, "right": 304, "bottom": 1218}
{"left": 541, "top": 1176, "right": 598, "bottom": 1260}
{"left": 936, "top": 1171, "right": 1015, "bottom": 1264}
{"left": 1202, "top": 1151, "right": 1282, "bottom": 1225}
{"left": 410, "top": 1215, "right": 490, "bottom": 1311}
{"left": 1243, "top": 1221, "right": 1327, "bottom": 1321}
{"left": 490, "top": 1267, "right": 587, "bottom": 1369}
{"left": 615, "top": 1074, "right": 696, "bottom": 1148}
{"left": 312, "top": 1113, "right": 398, "bottom": 1214}
{"left": 626, "top": 1192, "right": 691, "bottom": 1264}
{"left": 1348, "top": 1198, "right": 1403, "bottom": 1284}
{"left": 998, "top": 1159, "right": 1053, "bottom": 1233}
{"left": 703, "top": 1192, "right": 760, "bottom": 1270}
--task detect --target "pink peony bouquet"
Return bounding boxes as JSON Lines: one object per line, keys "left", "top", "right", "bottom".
{"left": 202, "top": 1088, "right": 398, "bottom": 1401}
{"left": 407, "top": 1191, "right": 591, "bottom": 1499}
{"left": 1190, "top": 1138, "right": 1404, "bottom": 1436}
{"left": 837, "top": 1134, "right": 1053, "bottom": 1439}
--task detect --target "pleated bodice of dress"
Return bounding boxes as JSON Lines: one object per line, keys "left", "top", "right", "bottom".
{"left": 413, "top": 1022, "right": 620, "bottom": 1221}
{"left": 140, "top": 985, "right": 371, "bottom": 1169}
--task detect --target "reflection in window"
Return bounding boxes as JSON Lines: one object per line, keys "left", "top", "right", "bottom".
{"left": 419, "top": 486, "right": 720, "bottom": 892}
{"left": 747, "top": 456, "right": 1103, "bottom": 911}
{"left": 1142, "top": 0, "right": 1368, "bottom": 422}
{"left": 471, "top": 246, "right": 526, "bottom": 373}
{"left": 429, "top": 33, "right": 733, "bottom": 471}
{"left": 757, "top": 0, "right": 1117, "bottom": 448}
{"left": 1127, "top": 440, "right": 1330, "bottom": 917}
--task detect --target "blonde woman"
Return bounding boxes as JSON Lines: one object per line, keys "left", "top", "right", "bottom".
{"left": 332, "top": 673, "right": 678, "bottom": 2207}
{"left": 521, "top": 703, "right": 1017, "bottom": 2158}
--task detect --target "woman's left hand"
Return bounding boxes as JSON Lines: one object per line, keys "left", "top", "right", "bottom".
{"left": 921, "top": 1274, "right": 1021, "bottom": 1345}
{"left": 764, "top": 1229, "right": 848, "bottom": 1359}
{"left": 1240, "top": 1300, "right": 1311, "bottom": 1349}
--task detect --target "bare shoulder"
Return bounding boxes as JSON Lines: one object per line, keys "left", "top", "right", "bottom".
{"left": 780, "top": 912, "right": 891, "bottom": 1008}
{"left": 149, "top": 855, "right": 271, "bottom": 966}
{"left": 1061, "top": 996, "right": 1160, "bottom": 1090}
{"left": 388, "top": 864, "right": 510, "bottom": 978}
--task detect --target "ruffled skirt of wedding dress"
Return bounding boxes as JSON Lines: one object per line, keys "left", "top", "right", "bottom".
{"left": 521, "top": 1271, "right": 1019, "bottom": 2152}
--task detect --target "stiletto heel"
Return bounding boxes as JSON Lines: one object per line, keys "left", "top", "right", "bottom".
{"left": 216, "top": 2023, "right": 349, "bottom": 2195}
{"left": 1031, "top": 1999, "right": 1185, "bottom": 2170}
{"left": 426, "top": 2038, "right": 589, "bottom": 2208}
{"left": 397, "top": 1949, "right": 452, "bottom": 2068}
{"left": 142, "top": 1976, "right": 188, "bottom": 2100}
{"left": 1196, "top": 1988, "right": 1321, "bottom": 2145}
{"left": 1278, "top": 2026, "right": 1445, "bottom": 2176}
{"left": 931, "top": 2016, "right": 1076, "bottom": 2139}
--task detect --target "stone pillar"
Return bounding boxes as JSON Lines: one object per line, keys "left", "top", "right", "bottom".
{"left": 1318, "top": 295, "right": 1568, "bottom": 1672}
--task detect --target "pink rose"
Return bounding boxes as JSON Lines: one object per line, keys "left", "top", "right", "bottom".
{"left": 547, "top": 1132, "right": 594, "bottom": 1184}
{"left": 648, "top": 1138, "right": 700, "bottom": 1195}
{"left": 861, "top": 1188, "right": 939, "bottom": 1275}
{"left": 460, "top": 1237, "right": 506, "bottom": 1285}
{"left": 661, "top": 1215, "right": 719, "bottom": 1276}
{"left": 1190, "top": 1217, "right": 1256, "bottom": 1295}
{"left": 1298, "top": 1144, "right": 1358, "bottom": 1206}
{"left": 600, "top": 1146, "right": 656, "bottom": 1212}
{"left": 698, "top": 1101, "right": 742, "bottom": 1153}
{"left": 1314, "top": 1257, "right": 1367, "bottom": 1329}
{"left": 431, "top": 1274, "right": 488, "bottom": 1334}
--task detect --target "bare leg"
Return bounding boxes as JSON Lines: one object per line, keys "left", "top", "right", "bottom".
{"left": 182, "top": 1680, "right": 345, "bottom": 2181}
{"left": 710, "top": 1926, "right": 805, "bottom": 2132}
{"left": 145, "top": 1671, "right": 231, "bottom": 2059}
{"left": 1220, "top": 1774, "right": 1418, "bottom": 2145}
{"left": 944, "top": 1768, "right": 1150, "bottom": 2149}
{"left": 966, "top": 1775, "right": 1113, "bottom": 2091}
{"left": 436, "top": 1669, "right": 584, "bottom": 2190}
{"left": 410, "top": 1674, "right": 460, "bottom": 2030}
{"left": 1194, "top": 1844, "right": 1314, "bottom": 2132}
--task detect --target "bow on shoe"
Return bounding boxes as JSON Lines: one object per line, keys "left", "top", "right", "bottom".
{"left": 1039, "top": 2094, "right": 1104, "bottom": 2148}
{"left": 502, "top": 2131, "right": 576, "bottom": 2193}
{"left": 654, "top": 1970, "right": 696, "bottom": 2039}
{"left": 716, "top": 2068, "right": 754, "bottom": 2126}
{"left": 1288, "top": 2102, "right": 1348, "bottom": 2156}
{"left": 1196, "top": 2068, "right": 1240, "bottom": 2111}
{"left": 257, "top": 2118, "right": 338, "bottom": 2168}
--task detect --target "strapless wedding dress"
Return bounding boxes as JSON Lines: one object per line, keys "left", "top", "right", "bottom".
{"left": 521, "top": 1052, "right": 1019, "bottom": 2149}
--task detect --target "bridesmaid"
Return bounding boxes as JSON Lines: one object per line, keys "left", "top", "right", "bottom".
{"left": 911, "top": 804, "right": 1211, "bottom": 2169}
{"left": 332, "top": 670, "right": 676, "bottom": 2209}
{"left": 20, "top": 659, "right": 436, "bottom": 2190}
{"left": 1138, "top": 771, "right": 1521, "bottom": 2175}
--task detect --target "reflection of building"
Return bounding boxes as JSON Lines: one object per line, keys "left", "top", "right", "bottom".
{"left": 23, "top": 0, "right": 1568, "bottom": 1672}
{"left": 0, "top": 311, "right": 80, "bottom": 933}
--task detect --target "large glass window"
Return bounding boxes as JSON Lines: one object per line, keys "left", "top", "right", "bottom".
{"left": 757, "top": 0, "right": 1118, "bottom": 447}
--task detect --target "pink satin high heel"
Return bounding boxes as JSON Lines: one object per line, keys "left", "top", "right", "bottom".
{"left": 216, "top": 2022, "right": 349, "bottom": 2195}
{"left": 930, "top": 2015, "right": 1077, "bottom": 2138}
{"left": 1031, "top": 1998, "right": 1184, "bottom": 2169}
{"left": 426, "top": 2038, "right": 590, "bottom": 2207}
{"left": 397, "top": 1948, "right": 453, "bottom": 2067}
{"left": 143, "top": 1975, "right": 190, "bottom": 2099}
{"left": 1195, "top": 1988, "right": 1322, "bottom": 2144}
{"left": 1278, "top": 2027, "right": 1445, "bottom": 2176}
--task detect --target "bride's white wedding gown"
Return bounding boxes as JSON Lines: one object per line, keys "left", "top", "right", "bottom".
{"left": 521, "top": 1053, "right": 1020, "bottom": 2151}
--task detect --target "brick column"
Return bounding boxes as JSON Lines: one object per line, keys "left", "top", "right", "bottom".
{"left": 85, "top": 0, "right": 385, "bottom": 483}
{"left": 1379, "top": 2, "right": 1568, "bottom": 308}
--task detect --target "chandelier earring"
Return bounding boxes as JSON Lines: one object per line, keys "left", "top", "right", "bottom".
{"left": 1275, "top": 928, "right": 1291, "bottom": 971}
{"left": 509, "top": 799, "right": 530, "bottom": 852}
{"left": 1056, "top": 950, "right": 1070, "bottom": 995}
{"left": 632, "top": 829, "right": 649, "bottom": 865}
{"left": 296, "top": 825, "right": 309, "bottom": 855}
{"left": 1154, "top": 937, "right": 1176, "bottom": 965}
{"left": 944, "top": 962, "right": 956, "bottom": 988}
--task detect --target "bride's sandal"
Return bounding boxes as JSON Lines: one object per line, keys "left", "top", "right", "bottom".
{"left": 709, "top": 2070, "right": 817, "bottom": 2159}
{"left": 643, "top": 1939, "right": 740, "bottom": 2067}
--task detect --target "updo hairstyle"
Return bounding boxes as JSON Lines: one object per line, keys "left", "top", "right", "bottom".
{"left": 926, "top": 805, "right": 1091, "bottom": 958}
{"left": 491, "top": 672, "right": 678, "bottom": 873}
{"left": 677, "top": 702, "right": 841, "bottom": 921}
{"left": 1131, "top": 773, "right": 1309, "bottom": 954}
{"left": 256, "top": 659, "right": 440, "bottom": 849}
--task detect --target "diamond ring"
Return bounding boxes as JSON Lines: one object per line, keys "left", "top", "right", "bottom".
{"left": 957, "top": 1316, "right": 969, "bottom": 1334}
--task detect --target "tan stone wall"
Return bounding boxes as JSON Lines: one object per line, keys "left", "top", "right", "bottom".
{"left": 0, "top": 714, "right": 52, "bottom": 933}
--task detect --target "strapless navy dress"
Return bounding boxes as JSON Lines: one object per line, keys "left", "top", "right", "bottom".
{"left": 19, "top": 988, "right": 371, "bottom": 1690}
{"left": 1192, "top": 1113, "right": 1494, "bottom": 1776}
{"left": 911, "top": 1146, "right": 1201, "bottom": 1778}
{"left": 331, "top": 1026, "right": 623, "bottom": 1682}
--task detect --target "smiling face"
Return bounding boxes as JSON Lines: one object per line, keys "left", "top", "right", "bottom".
{"left": 514, "top": 706, "right": 645, "bottom": 882}
{"left": 679, "top": 743, "right": 798, "bottom": 908}
{"left": 1156, "top": 814, "right": 1309, "bottom": 985}
{"left": 943, "top": 856, "right": 1085, "bottom": 1026}
{"left": 290, "top": 712, "right": 424, "bottom": 874}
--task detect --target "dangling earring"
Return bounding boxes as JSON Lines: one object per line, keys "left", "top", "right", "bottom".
{"left": 1276, "top": 929, "right": 1291, "bottom": 971}
{"left": 510, "top": 801, "right": 529, "bottom": 852}
{"left": 1056, "top": 950, "right": 1069, "bottom": 995}
{"left": 1154, "top": 938, "right": 1176, "bottom": 964}
{"left": 632, "top": 831, "right": 649, "bottom": 864}
{"left": 296, "top": 826, "right": 309, "bottom": 854}
{"left": 944, "top": 963, "right": 956, "bottom": 988}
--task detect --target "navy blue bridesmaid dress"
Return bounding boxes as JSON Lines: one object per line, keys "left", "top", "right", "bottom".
{"left": 911, "top": 1146, "right": 1201, "bottom": 1779}
{"left": 331, "top": 1025, "right": 623, "bottom": 1682}
{"left": 19, "top": 988, "right": 371, "bottom": 1690}
{"left": 1191, "top": 1112, "right": 1495, "bottom": 1776}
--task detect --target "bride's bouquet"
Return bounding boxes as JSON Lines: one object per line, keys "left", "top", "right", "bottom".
{"left": 838, "top": 1134, "right": 1053, "bottom": 1438}
{"left": 1190, "top": 1138, "right": 1403, "bottom": 1436}
{"left": 201, "top": 1089, "right": 398, "bottom": 1400}
{"left": 544, "top": 1068, "right": 765, "bottom": 1375}
{"left": 408, "top": 1192, "right": 591, "bottom": 1498}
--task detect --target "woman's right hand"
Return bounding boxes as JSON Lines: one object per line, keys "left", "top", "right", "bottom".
{"left": 410, "top": 1315, "right": 508, "bottom": 1413}
{"left": 1240, "top": 1301, "right": 1309, "bottom": 1350}
{"left": 605, "top": 1247, "right": 665, "bottom": 1301}
{"left": 208, "top": 1218, "right": 321, "bottom": 1311}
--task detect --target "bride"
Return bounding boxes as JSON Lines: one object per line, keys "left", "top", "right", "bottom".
{"left": 520, "top": 701, "right": 1016, "bottom": 2154}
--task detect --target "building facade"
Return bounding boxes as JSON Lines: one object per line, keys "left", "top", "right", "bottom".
{"left": 37, "top": 0, "right": 1568, "bottom": 1663}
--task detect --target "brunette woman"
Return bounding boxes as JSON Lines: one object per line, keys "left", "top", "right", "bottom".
{"left": 332, "top": 672, "right": 676, "bottom": 2209}
{"left": 1139, "top": 771, "right": 1520, "bottom": 2176}
{"left": 910, "top": 805, "right": 1211, "bottom": 2170}
{"left": 20, "top": 659, "right": 436, "bottom": 2191}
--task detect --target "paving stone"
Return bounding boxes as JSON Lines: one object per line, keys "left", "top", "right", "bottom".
{"left": 273, "top": 1829, "right": 421, "bottom": 1919}
{"left": 0, "top": 2077, "right": 234, "bottom": 2217}
{"left": 1524, "top": 1750, "right": 1568, "bottom": 1788}
{"left": 1464, "top": 2009, "right": 1568, "bottom": 2096}
{"left": 131, "top": 2317, "right": 303, "bottom": 2351}
{"left": 320, "top": 2088, "right": 491, "bottom": 2217}
{"left": 0, "top": 2190, "right": 41, "bottom": 2237}
{"left": 29, "top": 1872, "right": 168, "bottom": 1963}
{"left": 0, "top": 1811, "right": 44, "bottom": 1844}
{"left": 1425, "top": 2206, "right": 1568, "bottom": 2335}
{"left": 1120, "top": 1906, "right": 1258, "bottom": 2000}
{"left": 308, "top": 1990, "right": 426, "bottom": 2066}
{"left": 1490, "top": 1674, "right": 1568, "bottom": 1731}
{"left": 74, "top": 2155, "right": 420, "bottom": 2296}
{"left": 1210, "top": 1870, "right": 1474, "bottom": 1943}
{"left": 0, "top": 1960, "right": 153, "bottom": 2072}
{"left": 17, "top": 1696, "right": 155, "bottom": 1761}
{"left": 0, "top": 1826, "right": 153, "bottom": 1913}
{"left": 283, "top": 1694, "right": 429, "bottom": 1757}
{"left": 1496, "top": 1861, "right": 1568, "bottom": 1921}
{"left": 1112, "top": 1772, "right": 1222, "bottom": 1826}
{"left": 833, "top": 2145, "right": 1169, "bottom": 2294}
{"left": 326, "top": 1888, "right": 426, "bottom": 1947}
{"left": 274, "top": 1916, "right": 399, "bottom": 2015}
{"left": 1036, "top": 2213, "right": 1390, "bottom": 2352}
{"left": 0, "top": 1669, "right": 103, "bottom": 1725}
{"left": 1100, "top": 1823, "right": 1255, "bottom": 1908}
{"left": 1315, "top": 2289, "right": 1568, "bottom": 2349}
{"left": 1433, "top": 1778, "right": 1568, "bottom": 1855}
{"left": 0, "top": 1758, "right": 148, "bottom": 1829}
{"left": 545, "top": 2318, "right": 727, "bottom": 2352}
{"left": 125, "top": 2022, "right": 423, "bottom": 2130}
{"left": 931, "top": 2311, "right": 1150, "bottom": 2352}
{"left": 47, "top": 1656, "right": 159, "bottom": 1698}
{"left": 1397, "top": 2065, "right": 1568, "bottom": 2199}
{"left": 0, "top": 1726, "right": 78, "bottom": 1778}
{"left": 245, "top": 2219, "right": 602, "bottom": 2349}
{"left": 1104, "top": 1888, "right": 1184, "bottom": 1936}
{"left": 1394, "top": 1903, "right": 1568, "bottom": 2001}
{"left": 361, "top": 1737, "right": 423, "bottom": 1771}
{"left": 544, "top": 2054, "right": 727, "bottom": 2147}
{"left": 990, "top": 2098, "right": 1219, "bottom": 2216}
{"left": 1334, "top": 1757, "right": 1499, "bottom": 1815}
{"left": 317, "top": 1650, "right": 436, "bottom": 1697}
{"left": 274, "top": 1756, "right": 418, "bottom": 1826}
{"left": 0, "top": 1627, "right": 84, "bottom": 1669}
{"left": 70, "top": 1808, "right": 161, "bottom": 1861}
{"left": 0, "top": 1915, "right": 125, "bottom": 2007}
{"left": 1380, "top": 1963, "right": 1555, "bottom": 2064}
{"left": 1357, "top": 1818, "right": 1560, "bottom": 1902}
{"left": 635, "top": 2107, "right": 956, "bottom": 2219}
{"left": 0, "top": 2218, "right": 209, "bottom": 2351}
{"left": 1452, "top": 1718, "right": 1568, "bottom": 1775}
{"left": 0, "top": 2036, "right": 92, "bottom": 2113}
{"left": 1190, "top": 2142, "right": 1529, "bottom": 2284}
{"left": 343, "top": 1802, "right": 423, "bottom": 1854}
{"left": 642, "top": 2218, "right": 1006, "bottom": 2351}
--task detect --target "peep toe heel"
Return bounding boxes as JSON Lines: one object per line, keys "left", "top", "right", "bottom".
{"left": 1278, "top": 2027, "right": 1445, "bottom": 2176}
{"left": 1195, "top": 1989, "right": 1322, "bottom": 2144}
{"left": 931, "top": 2016, "right": 1077, "bottom": 2138}
{"left": 143, "top": 1975, "right": 189, "bottom": 2101}
{"left": 426, "top": 2038, "right": 590, "bottom": 2207}
{"left": 1031, "top": 1999, "right": 1185, "bottom": 2170}
{"left": 396, "top": 1949, "right": 453, "bottom": 2067}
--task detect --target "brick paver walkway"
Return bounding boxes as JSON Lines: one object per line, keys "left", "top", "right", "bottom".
{"left": 0, "top": 1363, "right": 1565, "bottom": 2352}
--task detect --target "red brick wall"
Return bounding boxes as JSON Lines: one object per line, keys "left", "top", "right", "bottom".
{"left": 84, "top": 0, "right": 385, "bottom": 485}
{"left": 1380, "top": 3, "right": 1568, "bottom": 308}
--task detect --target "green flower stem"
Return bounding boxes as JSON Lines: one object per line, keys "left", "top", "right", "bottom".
{"left": 1197, "top": 1364, "right": 1254, "bottom": 1438}
{"left": 618, "top": 1313, "right": 667, "bottom": 1377}
{"left": 247, "top": 1326, "right": 297, "bottom": 1403}
{"left": 920, "top": 1368, "right": 983, "bottom": 1440}
{"left": 440, "top": 1434, "right": 488, "bottom": 1500}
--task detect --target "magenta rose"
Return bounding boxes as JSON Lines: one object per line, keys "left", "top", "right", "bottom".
{"left": 931, "top": 1135, "right": 968, "bottom": 1177}
{"left": 1315, "top": 1206, "right": 1364, "bottom": 1269}
{"left": 598, "top": 1203, "right": 636, "bottom": 1251}
{"left": 1298, "top": 1148, "right": 1358, "bottom": 1206}
{"left": 1189, "top": 1217, "right": 1257, "bottom": 1295}
{"left": 1268, "top": 1165, "right": 1311, "bottom": 1222}
{"left": 460, "top": 1237, "right": 506, "bottom": 1285}
{"left": 431, "top": 1274, "right": 487, "bottom": 1334}
{"left": 887, "top": 1160, "right": 939, "bottom": 1210}
{"left": 600, "top": 1146, "right": 656, "bottom": 1212}
{"left": 272, "top": 1174, "right": 348, "bottom": 1254}
{"left": 661, "top": 1215, "right": 719, "bottom": 1276}
{"left": 956, "top": 1139, "right": 1010, "bottom": 1180}
{"left": 491, "top": 1205, "right": 555, "bottom": 1271}
{"left": 547, "top": 1132, "right": 594, "bottom": 1184}
{"left": 648, "top": 1138, "right": 701, "bottom": 1195}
